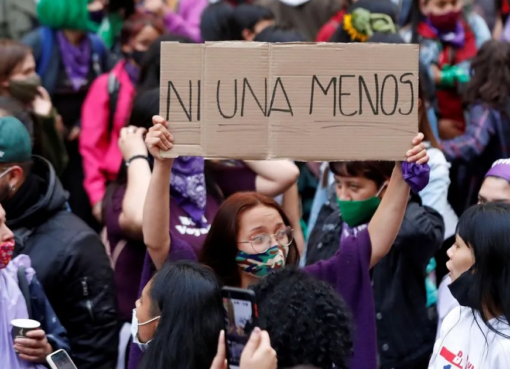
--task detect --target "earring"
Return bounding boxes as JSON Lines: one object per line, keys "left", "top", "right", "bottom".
{"left": 10, "top": 185, "right": 15, "bottom": 191}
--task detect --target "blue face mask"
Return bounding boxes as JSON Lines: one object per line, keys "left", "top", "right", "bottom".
{"left": 130, "top": 309, "right": 160, "bottom": 352}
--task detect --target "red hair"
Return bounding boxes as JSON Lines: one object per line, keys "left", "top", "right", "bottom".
{"left": 120, "top": 11, "right": 166, "bottom": 46}
{"left": 199, "top": 192, "right": 300, "bottom": 287}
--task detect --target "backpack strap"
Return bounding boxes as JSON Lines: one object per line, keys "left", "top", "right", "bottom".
{"left": 107, "top": 73, "right": 121, "bottom": 137}
{"left": 13, "top": 227, "right": 36, "bottom": 257}
{"left": 17, "top": 266, "right": 33, "bottom": 320}
{"left": 88, "top": 33, "right": 106, "bottom": 76}
{"left": 36, "top": 26, "right": 54, "bottom": 78}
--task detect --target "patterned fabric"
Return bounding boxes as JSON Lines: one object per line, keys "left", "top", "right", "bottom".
{"left": 236, "top": 245, "right": 287, "bottom": 278}
{"left": 0, "top": 241, "right": 15, "bottom": 269}
{"left": 441, "top": 104, "right": 510, "bottom": 161}
{"left": 170, "top": 157, "right": 206, "bottom": 225}
{"left": 56, "top": 31, "right": 91, "bottom": 92}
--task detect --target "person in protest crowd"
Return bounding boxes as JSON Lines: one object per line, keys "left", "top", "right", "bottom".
{"left": 253, "top": 25, "right": 306, "bottom": 41}
{"left": 430, "top": 203, "right": 510, "bottom": 368}
{"left": 233, "top": 4, "right": 275, "bottom": 40}
{"left": 436, "top": 158, "right": 510, "bottom": 335}
{"left": 0, "top": 40, "right": 68, "bottom": 177}
{"left": 142, "top": 114, "right": 430, "bottom": 369}
{"left": 133, "top": 260, "right": 224, "bottom": 368}
{"left": 440, "top": 39, "right": 510, "bottom": 214}
{"left": 305, "top": 157, "right": 443, "bottom": 368}
{"left": 401, "top": 0, "right": 490, "bottom": 141}
{"left": 0, "top": 117, "right": 118, "bottom": 369}
{"left": 23, "top": 0, "right": 111, "bottom": 231}
{"left": 80, "top": 12, "right": 164, "bottom": 223}
{"left": 0, "top": 203, "right": 70, "bottom": 368}
{"left": 251, "top": 268, "right": 353, "bottom": 369}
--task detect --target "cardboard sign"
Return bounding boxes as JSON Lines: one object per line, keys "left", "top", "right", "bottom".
{"left": 159, "top": 42, "right": 419, "bottom": 161}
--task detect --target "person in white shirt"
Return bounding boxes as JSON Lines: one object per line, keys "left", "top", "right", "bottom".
{"left": 436, "top": 158, "right": 510, "bottom": 338}
{"left": 429, "top": 202, "right": 510, "bottom": 369}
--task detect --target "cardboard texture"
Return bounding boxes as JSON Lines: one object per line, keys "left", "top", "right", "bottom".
{"left": 159, "top": 42, "right": 419, "bottom": 161}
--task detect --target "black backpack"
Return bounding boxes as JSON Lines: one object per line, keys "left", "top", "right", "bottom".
{"left": 107, "top": 73, "right": 121, "bottom": 138}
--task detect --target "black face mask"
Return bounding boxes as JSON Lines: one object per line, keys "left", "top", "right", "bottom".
{"left": 131, "top": 50, "right": 146, "bottom": 66}
{"left": 89, "top": 10, "right": 105, "bottom": 24}
{"left": 448, "top": 269, "right": 479, "bottom": 310}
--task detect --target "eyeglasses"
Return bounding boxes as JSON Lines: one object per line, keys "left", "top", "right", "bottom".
{"left": 238, "top": 226, "right": 294, "bottom": 253}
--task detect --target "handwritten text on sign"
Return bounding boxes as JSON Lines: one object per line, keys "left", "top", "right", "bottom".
{"left": 159, "top": 42, "right": 419, "bottom": 161}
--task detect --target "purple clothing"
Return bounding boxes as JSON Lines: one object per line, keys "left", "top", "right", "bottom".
{"left": 425, "top": 19, "right": 465, "bottom": 48}
{"left": 502, "top": 16, "right": 510, "bottom": 43}
{"left": 486, "top": 161, "right": 510, "bottom": 181}
{"left": 163, "top": 0, "right": 208, "bottom": 42}
{"left": 105, "top": 186, "right": 147, "bottom": 322}
{"left": 171, "top": 156, "right": 206, "bottom": 225}
{"left": 402, "top": 162, "right": 430, "bottom": 194}
{"left": 170, "top": 194, "right": 219, "bottom": 254}
{"left": 1, "top": 256, "right": 45, "bottom": 369}
{"left": 127, "top": 235, "right": 197, "bottom": 369}
{"left": 305, "top": 228, "right": 375, "bottom": 369}
{"left": 123, "top": 60, "right": 140, "bottom": 85}
{"left": 56, "top": 32, "right": 91, "bottom": 92}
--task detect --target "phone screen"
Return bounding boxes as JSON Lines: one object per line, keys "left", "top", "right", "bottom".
{"left": 223, "top": 297, "right": 254, "bottom": 369}
{"left": 49, "top": 350, "right": 77, "bottom": 369}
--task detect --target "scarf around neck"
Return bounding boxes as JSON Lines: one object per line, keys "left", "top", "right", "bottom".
{"left": 425, "top": 19, "right": 465, "bottom": 48}
{"left": 56, "top": 31, "right": 91, "bottom": 92}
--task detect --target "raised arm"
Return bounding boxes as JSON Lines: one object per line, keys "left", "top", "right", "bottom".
{"left": 368, "top": 134, "right": 428, "bottom": 268}
{"left": 142, "top": 116, "right": 174, "bottom": 270}
{"left": 244, "top": 160, "right": 300, "bottom": 197}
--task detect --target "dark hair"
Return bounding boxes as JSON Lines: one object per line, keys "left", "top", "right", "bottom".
{"left": 233, "top": 4, "right": 274, "bottom": 32}
{"left": 107, "top": 0, "right": 135, "bottom": 18}
{"left": 0, "top": 40, "right": 31, "bottom": 89}
{"left": 329, "top": 161, "right": 394, "bottom": 187}
{"left": 418, "top": 64, "right": 440, "bottom": 148}
{"left": 253, "top": 25, "right": 305, "bottom": 42}
{"left": 456, "top": 203, "right": 510, "bottom": 338}
{"left": 464, "top": 40, "right": 510, "bottom": 112}
{"left": 252, "top": 268, "right": 353, "bottom": 369}
{"left": 140, "top": 260, "right": 224, "bottom": 369}
{"left": 330, "top": 0, "right": 398, "bottom": 43}
{"left": 199, "top": 192, "right": 300, "bottom": 287}
{"left": 137, "top": 34, "right": 193, "bottom": 94}
{"left": 119, "top": 11, "right": 165, "bottom": 46}
{"left": 200, "top": 2, "right": 242, "bottom": 41}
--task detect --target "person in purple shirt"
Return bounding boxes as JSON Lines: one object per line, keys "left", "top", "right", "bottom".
{"left": 142, "top": 115, "right": 430, "bottom": 369}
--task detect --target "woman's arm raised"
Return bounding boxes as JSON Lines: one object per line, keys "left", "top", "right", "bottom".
{"left": 368, "top": 133, "right": 429, "bottom": 268}
{"left": 142, "top": 116, "right": 174, "bottom": 270}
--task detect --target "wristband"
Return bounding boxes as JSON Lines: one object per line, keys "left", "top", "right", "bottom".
{"left": 126, "top": 155, "right": 149, "bottom": 167}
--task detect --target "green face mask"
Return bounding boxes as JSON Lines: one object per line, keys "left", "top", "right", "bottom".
{"left": 337, "top": 185, "right": 386, "bottom": 227}
{"left": 8, "top": 74, "right": 41, "bottom": 104}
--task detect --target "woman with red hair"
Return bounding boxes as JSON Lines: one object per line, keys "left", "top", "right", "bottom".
{"left": 142, "top": 115, "right": 430, "bottom": 369}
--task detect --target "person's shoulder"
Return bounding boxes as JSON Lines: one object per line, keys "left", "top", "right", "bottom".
{"left": 22, "top": 27, "right": 43, "bottom": 47}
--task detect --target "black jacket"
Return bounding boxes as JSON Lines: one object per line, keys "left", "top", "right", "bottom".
{"left": 307, "top": 185, "right": 444, "bottom": 368}
{"left": 5, "top": 157, "right": 118, "bottom": 369}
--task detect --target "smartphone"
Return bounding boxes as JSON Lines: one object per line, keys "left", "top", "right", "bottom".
{"left": 46, "top": 350, "right": 77, "bottom": 369}
{"left": 221, "top": 287, "right": 259, "bottom": 369}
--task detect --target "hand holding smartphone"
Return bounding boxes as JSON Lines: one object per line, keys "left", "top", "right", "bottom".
{"left": 221, "top": 287, "right": 258, "bottom": 369}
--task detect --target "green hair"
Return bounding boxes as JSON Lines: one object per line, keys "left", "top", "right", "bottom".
{"left": 37, "top": 0, "right": 99, "bottom": 32}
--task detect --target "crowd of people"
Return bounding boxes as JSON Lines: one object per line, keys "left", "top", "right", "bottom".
{"left": 0, "top": 0, "right": 510, "bottom": 368}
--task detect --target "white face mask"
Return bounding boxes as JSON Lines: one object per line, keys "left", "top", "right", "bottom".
{"left": 130, "top": 308, "right": 160, "bottom": 352}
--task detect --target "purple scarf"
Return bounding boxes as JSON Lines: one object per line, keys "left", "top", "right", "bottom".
{"left": 170, "top": 157, "right": 206, "bottom": 225}
{"left": 425, "top": 19, "right": 465, "bottom": 48}
{"left": 123, "top": 60, "right": 139, "bottom": 85}
{"left": 56, "top": 32, "right": 91, "bottom": 92}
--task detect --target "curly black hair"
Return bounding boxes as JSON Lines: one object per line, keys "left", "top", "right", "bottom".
{"left": 251, "top": 268, "right": 353, "bottom": 369}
